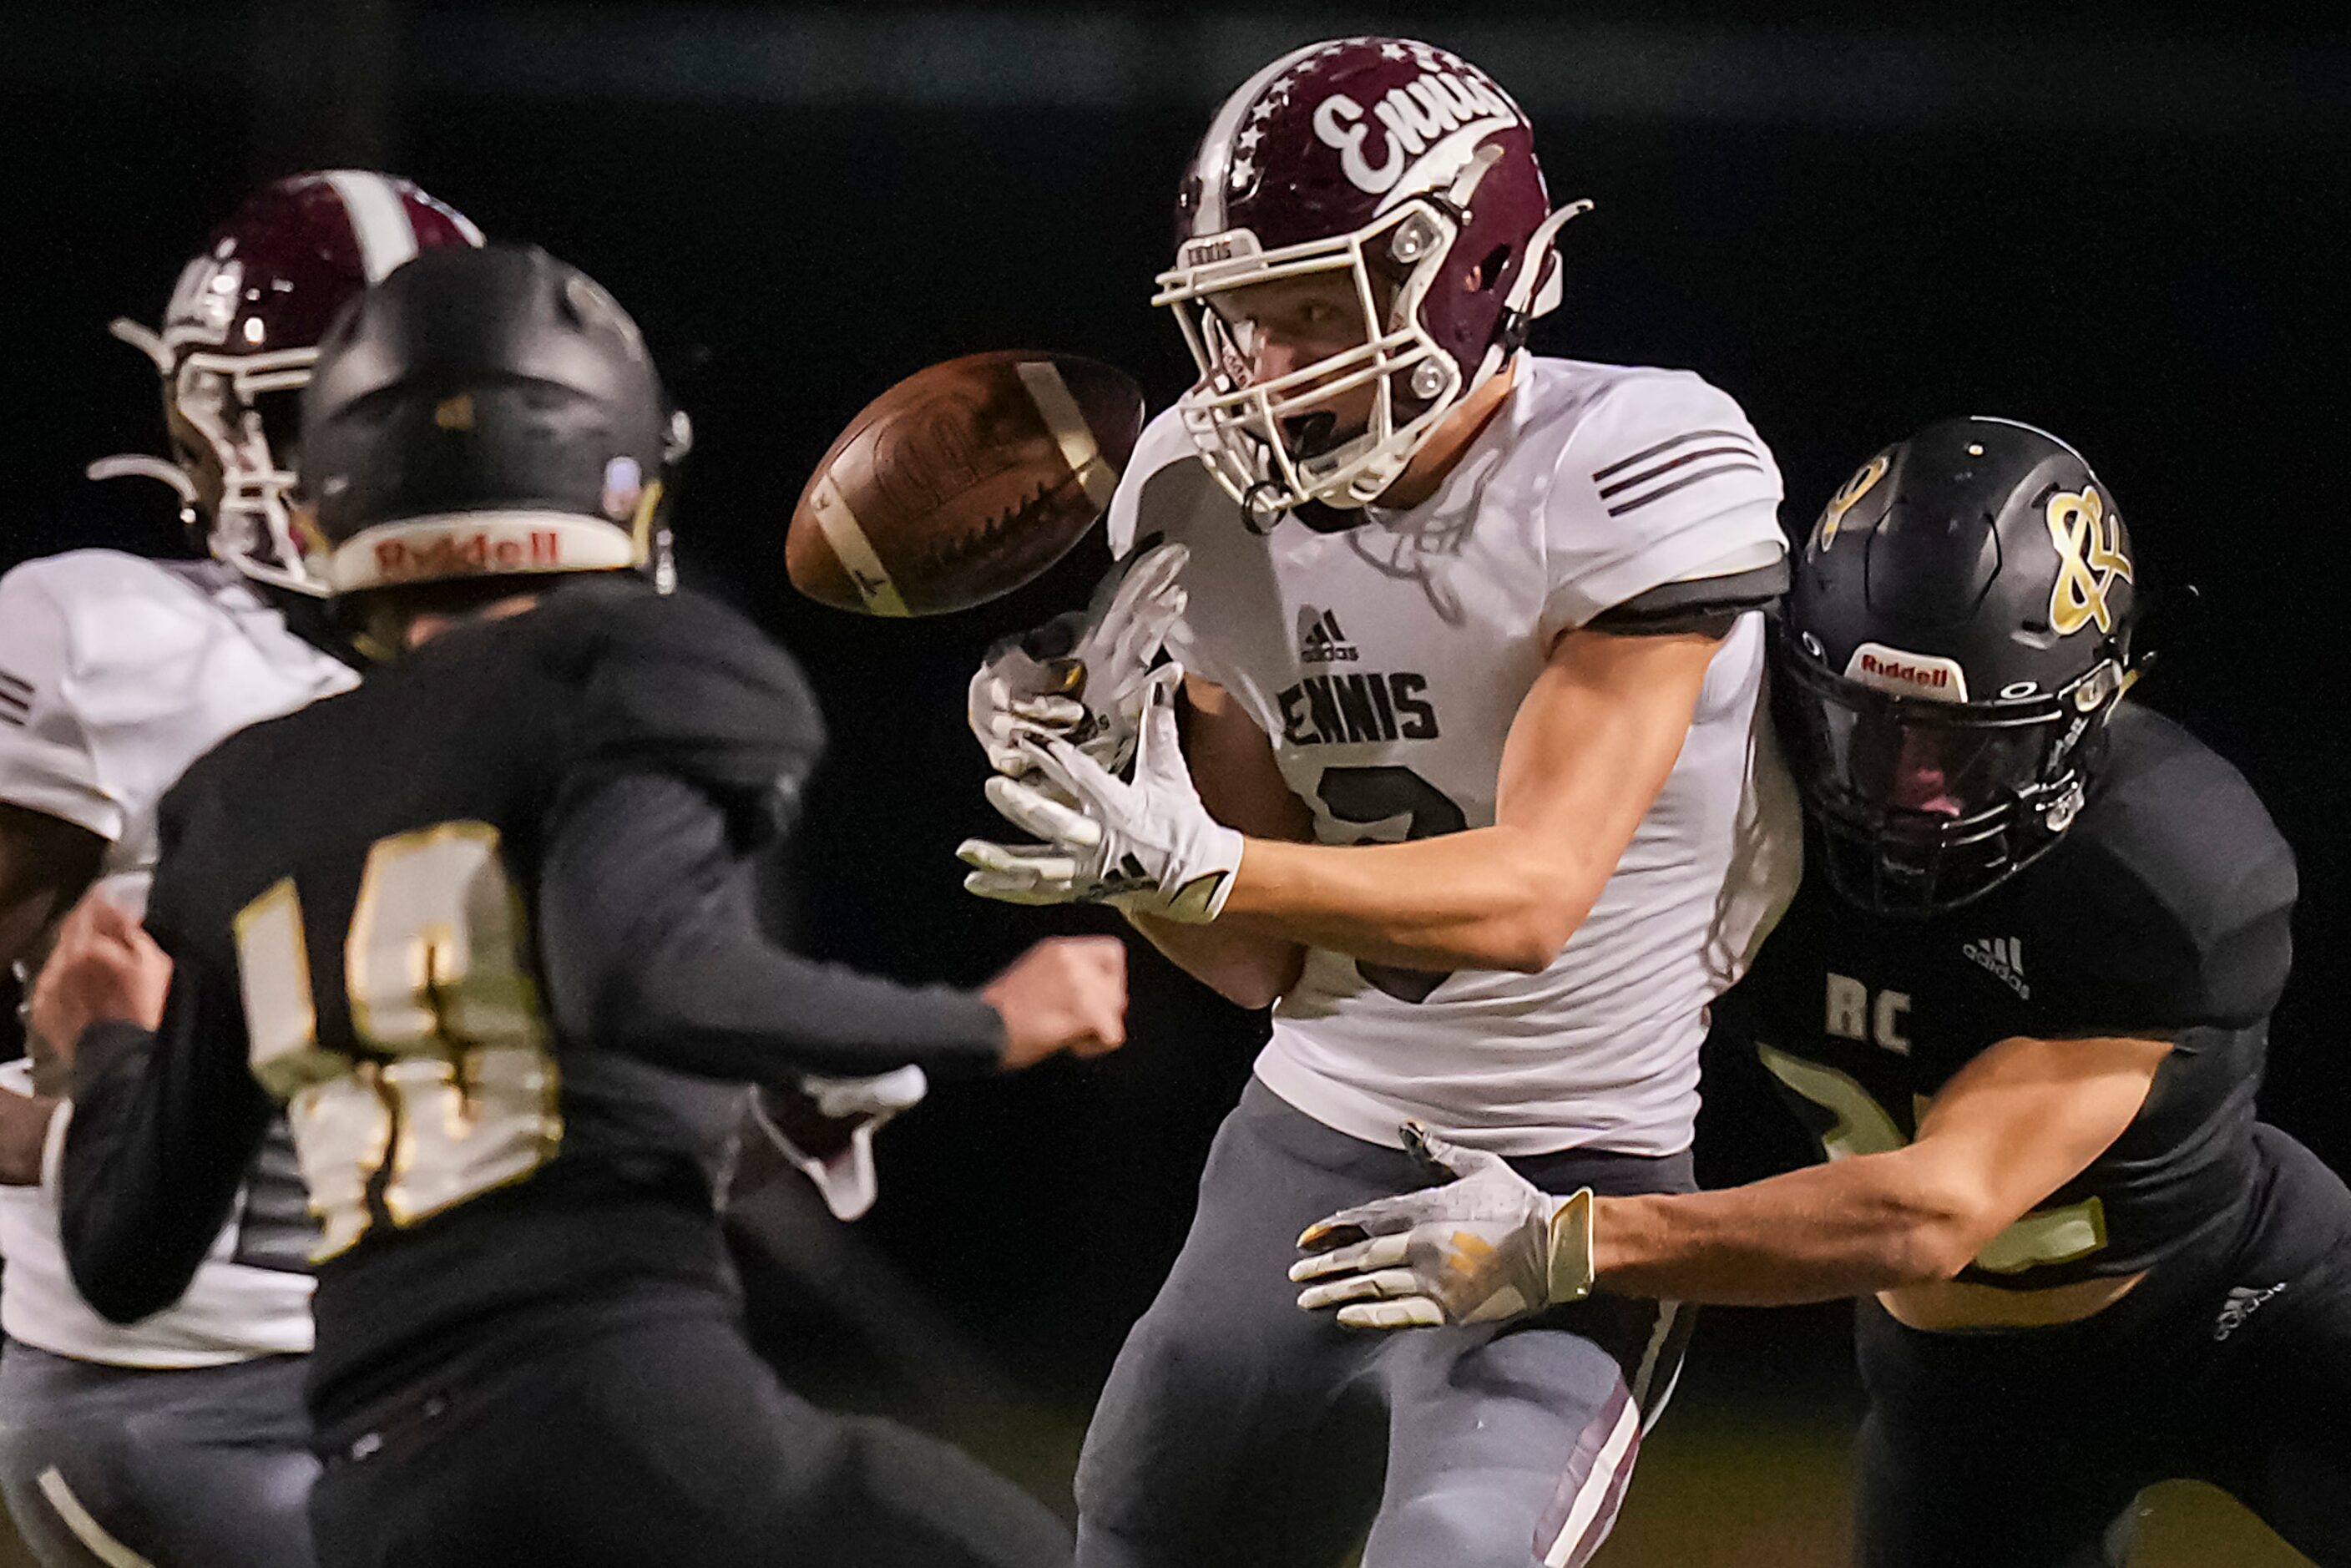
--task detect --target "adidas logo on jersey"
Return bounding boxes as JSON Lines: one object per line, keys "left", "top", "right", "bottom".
{"left": 2212, "top": 1282, "right": 2287, "bottom": 1342}
{"left": 1961, "top": 935, "right": 2029, "bottom": 999}
{"left": 1298, "top": 607, "right": 1359, "bottom": 664}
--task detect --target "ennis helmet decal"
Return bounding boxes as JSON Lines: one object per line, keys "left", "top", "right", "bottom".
{"left": 1309, "top": 64, "right": 1524, "bottom": 200}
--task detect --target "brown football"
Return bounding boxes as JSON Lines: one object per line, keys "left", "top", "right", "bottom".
{"left": 786, "top": 350, "right": 1146, "bottom": 616}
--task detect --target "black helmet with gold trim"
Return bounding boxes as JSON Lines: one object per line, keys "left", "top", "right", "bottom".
{"left": 298, "top": 243, "right": 680, "bottom": 604}
{"left": 1777, "top": 416, "right": 2140, "bottom": 916}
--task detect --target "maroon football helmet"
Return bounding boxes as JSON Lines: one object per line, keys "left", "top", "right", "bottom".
{"left": 1155, "top": 37, "right": 1589, "bottom": 523}
{"left": 98, "top": 171, "right": 483, "bottom": 593}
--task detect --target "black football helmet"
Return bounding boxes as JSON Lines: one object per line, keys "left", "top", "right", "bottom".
{"left": 1777, "top": 417, "right": 2140, "bottom": 916}
{"left": 298, "top": 242, "right": 678, "bottom": 600}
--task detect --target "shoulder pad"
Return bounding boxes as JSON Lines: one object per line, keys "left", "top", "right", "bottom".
{"left": 1107, "top": 407, "right": 1215, "bottom": 560}
{"left": 557, "top": 583, "right": 827, "bottom": 841}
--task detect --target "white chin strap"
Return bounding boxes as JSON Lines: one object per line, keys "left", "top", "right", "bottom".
{"left": 1460, "top": 197, "right": 1593, "bottom": 397}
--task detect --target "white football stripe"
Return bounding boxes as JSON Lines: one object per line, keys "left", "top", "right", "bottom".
{"left": 1545, "top": 1392, "right": 1641, "bottom": 1568}
{"left": 806, "top": 474, "right": 912, "bottom": 616}
{"left": 38, "top": 1468, "right": 157, "bottom": 1568}
{"left": 1016, "top": 361, "right": 1119, "bottom": 510}
{"left": 1631, "top": 1299, "right": 1682, "bottom": 1426}
{"left": 324, "top": 169, "right": 420, "bottom": 281}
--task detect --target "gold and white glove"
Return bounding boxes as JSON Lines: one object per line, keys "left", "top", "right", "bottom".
{"left": 958, "top": 665, "right": 1241, "bottom": 923}
{"left": 966, "top": 543, "right": 1190, "bottom": 781}
{"left": 1290, "top": 1124, "right": 1595, "bottom": 1329}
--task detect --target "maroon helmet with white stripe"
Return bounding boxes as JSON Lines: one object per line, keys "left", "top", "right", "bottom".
{"left": 1155, "top": 37, "right": 1590, "bottom": 524}
{"left": 99, "top": 171, "right": 483, "bottom": 593}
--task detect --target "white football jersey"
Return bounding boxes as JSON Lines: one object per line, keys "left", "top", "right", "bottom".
{"left": 0, "top": 549, "right": 355, "bottom": 1364}
{"left": 1110, "top": 356, "right": 1803, "bottom": 1156}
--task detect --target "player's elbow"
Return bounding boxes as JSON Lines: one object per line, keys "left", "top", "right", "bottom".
{"left": 1879, "top": 1166, "right": 2009, "bottom": 1283}
{"left": 1208, "top": 969, "right": 1288, "bottom": 1012}
{"left": 1194, "top": 940, "right": 1306, "bottom": 1011}
{"left": 1480, "top": 875, "right": 1597, "bottom": 974}
{"left": 63, "top": 1235, "right": 181, "bottom": 1325}
{"left": 1888, "top": 1218, "right": 1981, "bottom": 1285}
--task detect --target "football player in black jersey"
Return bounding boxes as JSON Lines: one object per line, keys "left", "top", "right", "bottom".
{"left": 28, "top": 243, "right": 1125, "bottom": 1568}
{"left": 1288, "top": 417, "right": 2351, "bottom": 1566}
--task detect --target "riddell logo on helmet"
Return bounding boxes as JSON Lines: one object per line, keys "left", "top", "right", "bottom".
{"left": 1311, "top": 67, "right": 1521, "bottom": 196}
{"left": 373, "top": 529, "right": 566, "bottom": 581}
{"left": 1845, "top": 642, "right": 1971, "bottom": 702}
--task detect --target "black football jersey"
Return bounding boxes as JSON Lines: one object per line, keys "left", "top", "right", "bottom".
{"left": 1722, "top": 706, "right": 2297, "bottom": 1289}
{"left": 60, "top": 581, "right": 1006, "bottom": 1419}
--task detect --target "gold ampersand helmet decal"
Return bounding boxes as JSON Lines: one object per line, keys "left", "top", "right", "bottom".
{"left": 2045, "top": 485, "right": 2134, "bottom": 636}
{"left": 1817, "top": 453, "right": 1889, "bottom": 553}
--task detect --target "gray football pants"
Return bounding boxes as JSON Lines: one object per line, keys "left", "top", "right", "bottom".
{"left": 0, "top": 1340, "right": 316, "bottom": 1568}
{"left": 1075, "top": 1080, "right": 1695, "bottom": 1568}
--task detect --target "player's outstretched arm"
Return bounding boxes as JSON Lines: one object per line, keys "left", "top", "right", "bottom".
{"left": 1292, "top": 1032, "right": 2172, "bottom": 1326}
{"left": 541, "top": 769, "right": 1122, "bottom": 1081}
{"left": 1590, "top": 1031, "right": 2172, "bottom": 1304}
{"left": 1226, "top": 625, "right": 1726, "bottom": 974}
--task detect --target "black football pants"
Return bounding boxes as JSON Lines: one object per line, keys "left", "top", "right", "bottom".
{"left": 0, "top": 1342, "right": 317, "bottom": 1568}
{"left": 309, "top": 1309, "right": 1072, "bottom": 1568}
{"left": 1854, "top": 1123, "right": 2351, "bottom": 1568}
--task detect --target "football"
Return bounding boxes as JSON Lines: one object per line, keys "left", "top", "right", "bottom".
{"left": 786, "top": 350, "right": 1147, "bottom": 616}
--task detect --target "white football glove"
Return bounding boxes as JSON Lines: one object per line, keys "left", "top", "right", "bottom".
{"left": 748, "top": 1065, "right": 928, "bottom": 1222}
{"left": 966, "top": 543, "right": 1190, "bottom": 781}
{"left": 958, "top": 665, "right": 1241, "bottom": 923}
{"left": 1289, "top": 1124, "right": 1596, "bottom": 1329}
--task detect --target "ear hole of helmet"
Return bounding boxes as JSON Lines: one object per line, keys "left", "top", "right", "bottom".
{"left": 1469, "top": 244, "right": 1514, "bottom": 294}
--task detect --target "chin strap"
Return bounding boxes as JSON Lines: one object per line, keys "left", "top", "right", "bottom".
{"left": 85, "top": 453, "right": 198, "bottom": 503}
{"left": 1476, "top": 198, "right": 1596, "bottom": 386}
{"left": 107, "top": 316, "right": 173, "bottom": 372}
{"left": 1518, "top": 198, "right": 1595, "bottom": 321}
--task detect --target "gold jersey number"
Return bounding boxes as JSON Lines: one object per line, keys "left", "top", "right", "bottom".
{"left": 232, "top": 822, "right": 563, "bottom": 1261}
{"left": 1757, "top": 1043, "right": 2106, "bottom": 1275}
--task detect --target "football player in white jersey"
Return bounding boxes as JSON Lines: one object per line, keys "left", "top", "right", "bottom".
{"left": 961, "top": 36, "right": 1801, "bottom": 1568}
{"left": 0, "top": 172, "right": 482, "bottom": 1568}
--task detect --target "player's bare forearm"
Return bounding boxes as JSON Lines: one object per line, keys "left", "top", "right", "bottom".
{"left": 1125, "top": 908, "right": 1304, "bottom": 1010}
{"left": 1221, "top": 827, "right": 1609, "bottom": 973}
{"left": 1591, "top": 1032, "right": 2172, "bottom": 1306}
{"left": 0, "top": 1089, "right": 58, "bottom": 1186}
{"left": 1590, "top": 1152, "right": 1989, "bottom": 1305}
{"left": 1160, "top": 672, "right": 1310, "bottom": 1004}
{"left": 0, "top": 802, "right": 107, "bottom": 969}
{"left": 1220, "top": 629, "right": 1723, "bottom": 974}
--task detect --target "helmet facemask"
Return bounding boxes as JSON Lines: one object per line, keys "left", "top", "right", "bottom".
{"left": 1777, "top": 635, "right": 2128, "bottom": 917}
{"left": 1157, "top": 197, "right": 1466, "bottom": 525}
{"left": 166, "top": 346, "right": 329, "bottom": 595}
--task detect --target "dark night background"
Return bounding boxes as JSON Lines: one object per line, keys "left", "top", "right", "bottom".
{"left": 7, "top": 4, "right": 2348, "bottom": 1560}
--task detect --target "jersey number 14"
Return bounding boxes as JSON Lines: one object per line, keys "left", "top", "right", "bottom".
{"left": 230, "top": 822, "right": 563, "bottom": 1260}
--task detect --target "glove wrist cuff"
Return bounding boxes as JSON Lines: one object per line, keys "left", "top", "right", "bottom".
{"left": 1156, "top": 822, "right": 1244, "bottom": 923}
{"left": 1545, "top": 1186, "right": 1597, "bottom": 1304}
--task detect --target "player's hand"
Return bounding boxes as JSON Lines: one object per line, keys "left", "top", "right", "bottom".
{"left": 981, "top": 935, "right": 1129, "bottom": 1070}
{"left": 967, "top": 543, "right": 1190, "bottom": 780}
{"left": 958, "top": 665, "right": 1242, "bottom": 924}
{"left": 750, "top": 1066, "right": 928, "bottom": 1222}
{"left": 1290, "top": 1124, "right": 1596, "bottom": 1329}
{"left": 28, "top": 890, "right": 172, "bottom": 1065}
